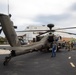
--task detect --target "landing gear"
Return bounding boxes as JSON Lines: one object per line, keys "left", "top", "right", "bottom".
{"left": 3, "top": 50, "right": 16, "bottom": 66}
{"left": 3, "top": 56, "right": 11, "bottom": 66}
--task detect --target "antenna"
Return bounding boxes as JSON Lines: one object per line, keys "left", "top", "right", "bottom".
{"left": 7, "top": 0, "right": 9, "bottom": 15}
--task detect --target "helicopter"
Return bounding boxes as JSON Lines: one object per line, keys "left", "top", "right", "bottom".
{"left": 0, "top": 14, "right": 76, "bottom": 66}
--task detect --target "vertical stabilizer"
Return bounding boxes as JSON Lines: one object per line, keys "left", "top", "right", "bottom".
{"left": 0, "top": 14, "right": 21, "bottom": 47}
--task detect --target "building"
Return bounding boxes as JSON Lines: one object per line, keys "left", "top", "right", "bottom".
{"left": 17, "top": 25, "right": 49, "bottom": 42}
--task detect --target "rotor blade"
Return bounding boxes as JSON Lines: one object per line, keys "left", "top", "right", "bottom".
{"left": 38, "top": 30, "right": 55, "bottom": 35}
{"left": 16, "top": 26, "right": 76, "bottom": 32}
{"left": 55, "top": 27, "right": 76, "bottom": 30}
{"left": 16, "top": 29, "right": 56, "bottom": 32}
{"left": 38, "top": 31, "right": 49, "bottom": 35}
{"left": 56, "top": 31, "right": 76, "bottom": 35}
{"left": 16, "top": 30, "right": 49, "bottom": 32}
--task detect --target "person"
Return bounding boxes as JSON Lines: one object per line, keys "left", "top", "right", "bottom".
{"left": 65, "top": 41, "right": 70, "bottom": 51}
{"left": 51, "top": 41, "right": 57, "bottom": 57}
{"left": 71, "top": 42, "right": 74, "bottom": 50}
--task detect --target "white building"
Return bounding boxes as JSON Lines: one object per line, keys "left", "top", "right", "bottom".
{"left": 17, "top": 25, "right": 49, "bottom": 42}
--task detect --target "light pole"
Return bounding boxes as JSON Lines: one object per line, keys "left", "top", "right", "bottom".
{"left": 7, "top": 0, "right": 9, "bottom": 15}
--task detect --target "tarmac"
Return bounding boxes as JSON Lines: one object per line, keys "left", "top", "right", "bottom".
{"left": 0, "top": 49, "right": 76, "bottom": 75}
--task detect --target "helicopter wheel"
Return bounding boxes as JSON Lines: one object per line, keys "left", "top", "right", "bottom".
{"left": 3, "top": 56, "right": 11, "bottom": 66}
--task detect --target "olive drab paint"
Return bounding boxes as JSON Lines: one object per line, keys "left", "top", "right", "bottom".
{"left": 0, "top": 14, "right": 21, "bottom": 47}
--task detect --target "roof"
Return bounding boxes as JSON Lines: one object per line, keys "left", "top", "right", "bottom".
{"left": 17, "top": 32, "right": 26, "bottom": 37}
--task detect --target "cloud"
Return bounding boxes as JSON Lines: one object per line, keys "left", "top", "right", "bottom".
{"left": 32, "top": 2, "right": 76, "bottom": 28}
{"left": 0, "top": 3, "right": 8, "bottom": 14}
{"left": 0, "top": 0, "right": 76, "bottom": 29}
{"left": 70, "top": 3, "right": 76, "bottom": 11}
{"left": 0, "top": 0, "right": 76, "bottom": 38}
{"left": 10, "top": 0, "right": 72, "bottom": 16}
{"left": 34, "top": 13, "right": 71, "bottom": 25}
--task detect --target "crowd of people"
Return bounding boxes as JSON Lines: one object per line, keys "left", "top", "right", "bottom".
{"left": 50, "top": 34, "right": 76, "bottom": 57}
{"left": 60, "top": 41, "right": 76, "bottom": 51}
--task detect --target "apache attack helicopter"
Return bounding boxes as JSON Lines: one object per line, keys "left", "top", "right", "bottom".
{"left": 0, "top": 14, "right": 76, "bottom": 66}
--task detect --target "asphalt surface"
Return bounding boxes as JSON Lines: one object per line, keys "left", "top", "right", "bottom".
{"left": 0, "top": 49, "right": 76, "bottom": 75}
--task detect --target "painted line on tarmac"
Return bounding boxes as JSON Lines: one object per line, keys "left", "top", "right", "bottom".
{"left": 70, "top": 62, "right": 75, "bottom": 68}
{"left": 68, "top": 56, "right": 71, "bottom": 59}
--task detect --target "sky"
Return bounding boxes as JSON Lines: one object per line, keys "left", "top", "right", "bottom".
{"left": 0, "top": 0, "right": 76, "bottom": 37}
